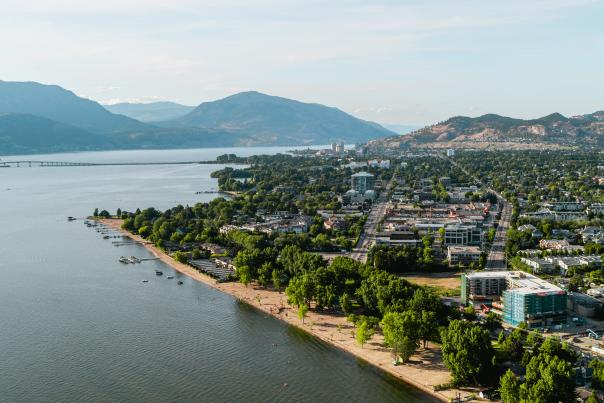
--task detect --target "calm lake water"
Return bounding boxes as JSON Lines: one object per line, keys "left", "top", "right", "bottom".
{"left": 0, "top": 147, "right": 434, "bottom": 402}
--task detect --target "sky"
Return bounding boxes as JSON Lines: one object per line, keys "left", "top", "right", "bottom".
{"left": 1, "top": 0, "right": 603, "bottom": 126}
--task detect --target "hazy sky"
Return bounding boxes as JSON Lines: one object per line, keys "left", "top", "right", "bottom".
{"left": 1, "top": 0, "right": 603, "bottom": 125}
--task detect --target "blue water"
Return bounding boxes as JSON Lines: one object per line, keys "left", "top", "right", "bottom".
{"left": 0, "top": 147, "right": 434, "bottom": 402}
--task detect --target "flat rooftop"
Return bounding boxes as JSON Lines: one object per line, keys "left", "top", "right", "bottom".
{"left": 465, "top": 271, "right": 563, "bottom": 295}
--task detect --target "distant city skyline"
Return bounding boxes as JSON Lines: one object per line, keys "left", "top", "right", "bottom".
{"left": 1, "top": 0, "right": 603, "bottom": 126}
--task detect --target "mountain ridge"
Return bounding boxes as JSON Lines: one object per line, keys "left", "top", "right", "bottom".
{"left": 371, "top": 111, "right": 604, "bottom": 149}
{"left": 104, "top": 101, "right": 195, "bottom": 122}
{"left": 163, "top": 91, "right": 394, "bottom": 145}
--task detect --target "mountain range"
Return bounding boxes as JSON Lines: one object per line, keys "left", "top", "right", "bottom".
{"left": 104, "top": 101, "right": 195, "bottom": 122}
{"left": 0, "top": 80, "right": 394, "bottom": 155}
{"left": 370, "top": 111, "right": 604, "bottom": 150}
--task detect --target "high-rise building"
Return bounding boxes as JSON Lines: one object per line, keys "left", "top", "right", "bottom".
{"left": 351, "top": 171, "right": 375, "bottom": 194}
{"left": 461, "top": 271, "right": 567, "bottom": 329}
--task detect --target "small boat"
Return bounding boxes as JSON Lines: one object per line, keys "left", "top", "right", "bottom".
{"left": 67, "top": 216, "right": 76, "bottom": 221}
{"left": 167, "top": 276, "right": 174, "bottom": 279}
{"left": 142, "top": 280, "right": 149, "bottom": 283}
{"left": 177, "top": 281, "right": 183, "bottom": 285}
{"left": 155, "top": 270, "right": 163, "bottom": 276}
{"left": 119, "top": 256, "right": 129, "bottom": 264}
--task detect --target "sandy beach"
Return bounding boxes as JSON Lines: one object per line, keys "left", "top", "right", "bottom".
{"left": 101, "top": 218, "right": 474, "bottom": 402}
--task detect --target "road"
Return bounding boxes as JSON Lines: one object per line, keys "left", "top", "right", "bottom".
{"left": 445, "top": 155, "right": 512, "bottom": 271}
{"left": 351, "top": 179, "right": 393, "bottom": 262}
{"left": 485, "top": 202, "right": 512, "bottom": 270}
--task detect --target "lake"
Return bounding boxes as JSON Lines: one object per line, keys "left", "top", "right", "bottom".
{"left": 0, "top": 147, "right": 435, "bottom": 402}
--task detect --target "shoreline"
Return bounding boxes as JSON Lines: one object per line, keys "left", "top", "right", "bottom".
{"left": 101, "top": 218, "right": 473, "bottom": 402}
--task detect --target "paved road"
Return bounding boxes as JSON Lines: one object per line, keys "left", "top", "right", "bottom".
{"left": 445, "top": 156, "right": 512, "bottom": 271}
{"left": 485, "top": 202, "right": 512, "bottom": 270}
{"left": 351, "top": 179, "right": 393, "bottom": 262}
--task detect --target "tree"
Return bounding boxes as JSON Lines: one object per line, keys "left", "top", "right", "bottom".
{"left": 93, "top": 208, "right": 99, "bottom": 217}
{"left": 501, "top": 329, "right": 525, "bottom": 362}
{"left": 380, "top": 311, "right": 421, "bottom": 359}
{"left": 340, "top": 293, "right": 352, "bottom": 316}
{"left": 173, "top": 251, "right": 188, "bottom": 264}
{"left": 391, "top": 336, "right": 418, "bottom": 363}
{"left": 484, "top": 312, "right": 502, "bottom": 332}
{"left": 440, "top": 320, "right": 495, "bottom": 386}
{"left": 499, "top": 369, "right": 520, "bottom": 403}
{"left": 237, "top": 265, "right": 252, "bottom": 287}
{"left": 298, "top": 303, "right": 308, "bottom": 324}
{"left": 590, "top": 359, "right": 604, "bottom": 390}
{"left": 356, "top": 320, "right": 374, "bottom": 348}
{"left": 418, "top": 311, "right": 437, "bottom": 349}
{"left": 116, "top": 208, "right": 122, "bottom": 218}
{"left": 520, "top": 353, "right": 575, "bottom": 402}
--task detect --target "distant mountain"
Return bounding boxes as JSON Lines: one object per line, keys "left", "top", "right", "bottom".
{"left": 163, "top": 91, "right": 394, "bottom": 146}
{"left": 0, "top": 81, "right": 148, "bottom": 132}
{"left": 370, "top": 111, "right": 604, "bottom": 149}
{"left": 104, "top": 101, "right": 195, "bottom": 122}
{"left": 0, "top": 113, "right": 112, "bottom": 155}
{"left": 0, "top": 82, "right": 394, "bottom": 155}
{"left": 380, "top": 124, "right": 420, "bottom": 135}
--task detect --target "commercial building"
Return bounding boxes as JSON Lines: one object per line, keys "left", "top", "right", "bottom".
{"left": 461, "top": 271, "right": 567, "bottom": 328}
{"left": 351, "top": 171, "right": 375, "bottom": 194}
{"left": 444, "top": 223, "right": 483, "bottom": 246}
{"left": 446, "top": 149, "right": 455, "bottom": 157}
{"left": 447, "top": 246, "right": 481, "bottom": 265}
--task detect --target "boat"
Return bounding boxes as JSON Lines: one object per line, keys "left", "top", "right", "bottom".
{"left": 67, "top": 216, "right": 76, "bottom": 221}
{"left": 155, "top": 270, "right": 163, "bottom": 276}
{"left": 119, "top": 256, "right": 129, "bottom": 264}
{"left": 142, "top": 280, "right": 149, "bottom": 283}
{"left": 167, "top": 276, "right": 174, "bottom": 279}
{"left": 177, "top": 281, "right": 184, "bottom": 285}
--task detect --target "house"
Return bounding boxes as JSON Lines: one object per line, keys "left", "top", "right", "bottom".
{"left": 539, "top": 239, "right": 570, "bottom": 250}
{"left": 518, "top": 224, "right": 537, "bottom": 233}
{"left": 588, "top": 203, "right": 604, "bottom": 215}
{"left": 580, "top": 226, "right": 604, "bottom": 243}
{"left": 520, "top": 257, "right": 555, "bottom": 274}
{"left": 323, "top": 216, "right": 349, "bottom": 232}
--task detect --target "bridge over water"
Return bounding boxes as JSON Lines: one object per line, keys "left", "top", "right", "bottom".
{"left": 0, "top": 160, "right": 222, "bottom": 168}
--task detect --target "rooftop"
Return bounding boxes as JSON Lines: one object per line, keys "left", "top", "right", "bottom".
{"left": 351, "top": 171, "right": 374, "bottom": 177}
{"left": 465, "top": 271, "right": 564, "bottom": 295}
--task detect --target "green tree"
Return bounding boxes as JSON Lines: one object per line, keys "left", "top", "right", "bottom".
{"left": 391, "top": 336, "right": 418, "bottom": 363}
{"left": 298, "top": 303, "right": 309, "bottom": 324}
{"left": 356, "top": 320, "right": 374, "bottom": 348}
{"left": 440, "top": 320, "right": 495, "bottom": 386}
{"left": 590, "top": 359, "right": 604, "bottom": 390}
{"left": 340, "top": 293, "right": 352, "bottom": 316}
{"left": 237, "top": 265, "right": 252, "bottom": 287}
{"left": 499, "top": 369, "right": 520, "bottom": 403}
{"left": 520, "top": 353, "right": 575, "bottom": 403}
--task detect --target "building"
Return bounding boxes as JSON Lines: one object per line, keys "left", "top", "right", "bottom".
{"left": 541, "top": 201, "right": 585, "bottom": 212}
{"left": 520, "top": 257, "right": 556, "bottom": 274}
{"left": 447, "top": 246, "right": 481, "bottom": 265}
{"left": 446, "top": 149, "right": 455, "bottom": 157}
{"left": 461, "top": 271, "right": 567, "bottom": 328}
{"left": 461, "top": 271, "right": 508, "bottom": 305}
{"left": 444, "top": 223, "right": 483, "bottom": 246}
{"left": 351, "top": 171, "right": 375, "bottom": 194}
{"left": 588, "top": 203, "right": 604, "bottom": 216}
